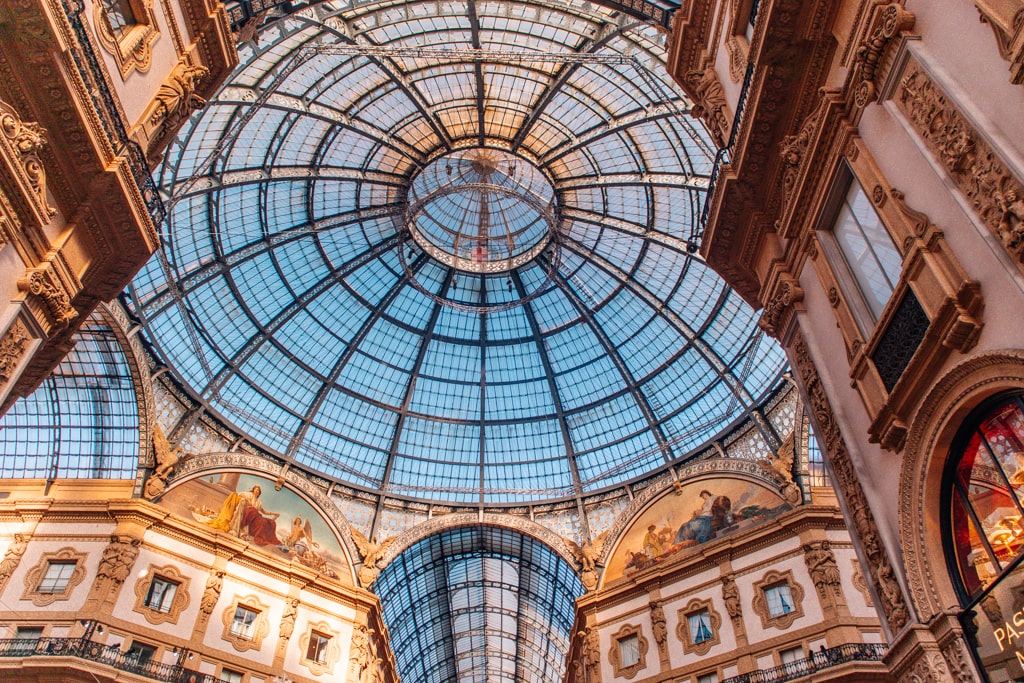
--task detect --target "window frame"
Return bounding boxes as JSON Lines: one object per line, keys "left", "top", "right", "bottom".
{"left": 90, "top": 0, "right": 159, "bottom": 77}
{"left": 21, "top": 548, "right": 87, "bottom": 607}
{"left": 609, "top": 623, "right": 648, "bottom": 680}
{"left": 133, "top": 564, "right": 190, "bottom": 625}
{"left": 752, "top": 570, "right": 805, "bottom": 630}
{"left": 677, "top": 597, "right": 722, "bottom": 656}
{"left": 220, "top": 594, "right": 270, "bottom": 652}
{"left": 299, "top": 621, "right": 341, "bottom": 676}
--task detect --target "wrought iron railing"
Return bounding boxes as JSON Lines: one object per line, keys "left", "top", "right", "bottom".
{"left": 57, "top": 0, "right": 167, "bottom": 228}
{"left": 696, "top": 0, "right": 761, "bottom": 236}
{"left": 0, "top": 637, "right": 217, "bottom": 683}
{"left": 721, "top": 642, "right": 889, "bottom": 683}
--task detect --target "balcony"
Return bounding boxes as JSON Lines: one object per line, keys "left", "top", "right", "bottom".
{"left": 722, "top": 643, "right": 889, "bottom": 683}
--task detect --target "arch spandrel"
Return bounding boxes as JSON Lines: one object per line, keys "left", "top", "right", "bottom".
{"left": 600, "top": 459, "right": 792, "bottom": 585}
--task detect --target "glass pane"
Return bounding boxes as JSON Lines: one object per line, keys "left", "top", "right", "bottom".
{"left": 833, "top": 181, "right": 901, "bottom": 319}
{"left": 959, "top": 433, "right": 1024, "bottom": 574}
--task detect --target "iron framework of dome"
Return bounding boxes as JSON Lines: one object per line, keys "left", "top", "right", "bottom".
{"left": 126, "top": 0, "right": 788, "bottom": 506}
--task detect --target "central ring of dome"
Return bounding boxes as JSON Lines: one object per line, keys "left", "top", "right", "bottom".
{"left": 406, "top": 149, "right": 556, "bottom": 273}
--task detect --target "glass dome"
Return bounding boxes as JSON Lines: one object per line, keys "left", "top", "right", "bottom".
{"left": 127, "top": 0, "right": 787, "bottom": 505}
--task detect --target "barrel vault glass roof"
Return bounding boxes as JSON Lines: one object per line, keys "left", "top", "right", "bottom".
{"left": 127, "top": 0, "right": 787, "bottom": 506}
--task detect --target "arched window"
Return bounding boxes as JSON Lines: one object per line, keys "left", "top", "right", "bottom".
{"left": 945, "top": 393, "right": 1024, "bottom": 600}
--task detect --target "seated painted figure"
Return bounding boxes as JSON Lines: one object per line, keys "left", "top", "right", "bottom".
{"left": 675, "top": 490, "right": 732, "bottom": 544}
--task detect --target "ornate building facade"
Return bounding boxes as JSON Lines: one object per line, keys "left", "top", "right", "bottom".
{"left": 5, "top": 0, "right": 1022, "bottom": 682}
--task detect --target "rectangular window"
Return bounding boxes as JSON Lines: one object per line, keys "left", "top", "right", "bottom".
{"left": 618, "top": 633, "right": 640, "bottom": 669}
{"left": 144, "top": 576, "right": 178, "bottom": 613}
{"left": 698, "top": 673, "right": 719, "bottom": 683}
{"left": 14, "top": 626, "right": 43, "bottom": 641}
{"left": 230, "top": 606, "right": 259, "bottom": 640}
{"left": 764, "top": 584, "right": 795, "bottom": 618}
{"left": 688, "top": 610, "right": 714, "bottom": 644}
{"left": 98, "top": 0, "right": 137, "bottom": 34}
{"left": 306, "top": 631, "right": 331, "bottom": 664}
{"left": 831, "top": 179, "right": 902, "bottom": 320}
{"left": 780, "top": 646, "right": 804, "bottom": 664}
{"left": 219, "top": 669, "right": 244, "bottom": 683}
{"left": 36, "top": 561, "right": 77, "bottom": 593}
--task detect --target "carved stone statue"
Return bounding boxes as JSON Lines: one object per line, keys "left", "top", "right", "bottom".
{"left": 279, "top": 597, "right": 299, "bottom": 644}
{"left": 0, "top": 533, "right": 28, "bottom": 589}
{"left": 564, "top": 532, "right": 608, "bottom": 591}
{"left": 685, "top": 65, "right": 731, "bottom": 148}
{"left": 96, "top": 534, "right": 141, "bottom": 590}
{"left": 350, "top": 527, "right": 396, "bottom": 588}
{"left": 151, "top": 63, "right": 209, "bottom": 127}
{"left": 803, "top": 540, "right": 842, "bottom": 596}
{"left": 650, "top": 601, "right": 667, "bottom": 652}
{"left": 198, "top": 569, "right": 224, "bottom": 624}
{"left": 722, "top": 574, "right": 742, "bottom": 620}
{"left": 144, "top": 423, "right": 185, "bottom": 499}
{"left": 350, "top": 625, "right": 375, "bottom": 681}
{"left": 758, "top": 431, "right": 802, "bottom": 505}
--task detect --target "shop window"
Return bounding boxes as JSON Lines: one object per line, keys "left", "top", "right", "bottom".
{"left": 946, "top": 394, "right": 1024, "bottom": 598}
{"left": 945, "top": 393, "right": 1024, "bottom": 681}
{"left": 678, "top": 598, "right": 721, "bottom": 656}
{"left": 609, "top": 624, "right": 647, "bottom": 679}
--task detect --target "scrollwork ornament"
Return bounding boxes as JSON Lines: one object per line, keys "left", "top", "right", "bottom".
{"left": 0, "top": 320, "right": 30, "bottom": 385}
{"left": 0, "top": 99, "right": 56, "bottom": 217}
{"left": 18, "top": 269, "right": 76, "bottom": 329}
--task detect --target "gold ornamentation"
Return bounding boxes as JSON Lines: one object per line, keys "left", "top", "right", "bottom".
{"left": 895, "top": 59, "right": 1024, "bottom": 266}
{"left": 564, "top": 532, "right": 608, "bottom": 592}
{"left": 92, "top": 0, "right": 160, "bottom": 78}
{"left": 0, "top": 319, "right": 30, "bottom": 385}
{"left": 685, "top": 63, "right": 732, "bottom": 148}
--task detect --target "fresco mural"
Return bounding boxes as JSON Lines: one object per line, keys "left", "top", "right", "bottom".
{"left": 159, "top": 472, "right": 351, "bottom": 582}
{"left": 604, "top": 476, "right": 792, "bottom": 581}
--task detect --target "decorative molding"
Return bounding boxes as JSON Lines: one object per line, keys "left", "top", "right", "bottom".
{"left": 608, "top": 623, "right": 648, "bottom": 680}
{"left": 684, "top": 59, "right": 732, "bottom": 148}
{"left": 751, "top": 569, "right": 805, "bottom": 630}
{"left": 0, "top": 97, "right": 55, "bottom": 224}
{"left": 850, "top": 3, "right": 916, "bottom": 109}
{"left": 896, "top": 650, "right": 953, "bottom": 683}
{"left": 0, "top": 319, "right": 31, "bottom": 386}
{"left": 758, "top": 273, "right": 804, "bottom": 340}
{"left": 899, "top": 350, "right": 1024, "bottom": 622}
{"left": 676, "top": 597, "right": 722, "bottom": 656}
{"left": 220, "top": 593, "right": 271, "bottom": 652}
{"left": 132, "top": 563, "right": 191, "bottom": 625}
{"left": 21, "top": 547, "right": 88, "bottom": 607}
{"left": 851, "top": 558, "right": 873, "bottom": 606}
{"left": 940, "top": 636, "right": 979, "bottom": 683}
{"left": 298, "top": 620, "right": 341, "bottom": 677}
{"left": 893, "top": 55, "right": 1024, "bottom": 269}
{"left": 974, "top": 2, "right": 1024, "bottom": 84}
{"left": 18, "top": 266, "right": 77, "bottom": 332}
{"left": 92, "top": 0, "right": 160, "bottom": 78}
{"left": 792, "top": 331, "right": 909, "bottom": 633}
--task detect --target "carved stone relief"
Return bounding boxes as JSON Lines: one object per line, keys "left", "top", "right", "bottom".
{"left": 792, "top": 330, "right": 909, "bottom": 633}
{"left": 803, "top": 539, "right": 842, "bottom": 600}
{"left": 0, "top": 319, "right": 31, "bottom": 386}
{"left": 894, "top": 57, "right": 1024, "bottom": 268}
{"left": 685, "top": 62, "right": 732, "bottom": 148}
{"left": 0, "top": 98, "right": 55, "bottom": 222}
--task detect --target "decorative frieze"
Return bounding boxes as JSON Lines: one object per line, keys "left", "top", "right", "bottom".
{"left": 0, "top": 98, "right": 55, "bottom": 228}
{"left": 894, "top": 56, "right": 1024, "bottom": 268}
{"left": 0, "top": 319, "right": 30, "bottom": 386}
{"left": 792, "top": 330, "right": 909, "bottom": 633}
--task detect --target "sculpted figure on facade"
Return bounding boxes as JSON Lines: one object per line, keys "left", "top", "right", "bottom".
{"left": 650, "top": 601, "right": 668, "bottom": 654}
{"left": 351, "top": 527, "right": 396, "bottom": 588}
{"left": 0, "top": 534, "right": 27, "bottom": 589}
{"left": 279, "top": 597, "right": 299, "bottom": 645}
{"left": 151, "top": 63, "right": 210, "bottom": 128}
{"left": 685, "top": 65, "right": 731, "bottom": 148}
{"left": 804, "top": 540, "right": 842, "bottom": 597}
{"left": 350, "top": 625, "right": 376, "bottom": 682}
{"left": 198, "top": 570, "right": 224, "bottom": 624}
{"left": 564, "top": 532, "right": 607, "bottom": 591}
{"left": 96, "top": 534, "right": 141, "bottom": 592}
{"left": 722, "top": 574, "right": 742, "bottom": 620}
{"left": 144, "top": 423, "right": 185, "bottom": 499}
